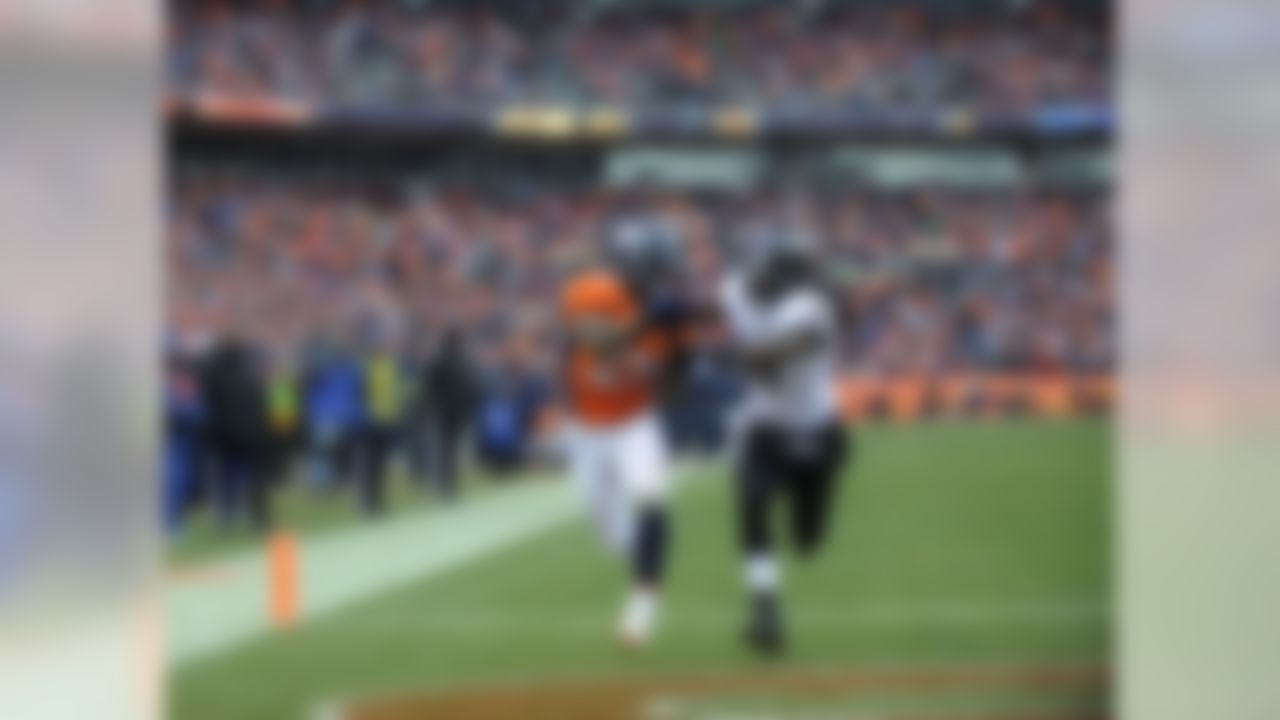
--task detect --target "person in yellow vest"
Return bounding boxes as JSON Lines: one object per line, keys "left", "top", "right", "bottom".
{"left": 265, "top": 362, "right": 301, "bottom": 489}
{"left": 359, "top": 339, "right": 405, "bottom": 516}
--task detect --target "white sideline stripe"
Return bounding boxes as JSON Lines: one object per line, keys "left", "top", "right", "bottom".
{"left": 309, "top": 601, "right": 1106, "bottom": 636}
{"left": 169, "top": 464, "right": 714, "bottom": 667}
{"left": 168, "top": 478, "right": 583, "bottom": 667}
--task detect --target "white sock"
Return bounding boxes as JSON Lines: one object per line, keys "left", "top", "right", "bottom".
{"left": 745, "top": 553, "right": 780, "bottom": 596}
{"left": 620, "top": 587, "right": 659, "bottom": 642}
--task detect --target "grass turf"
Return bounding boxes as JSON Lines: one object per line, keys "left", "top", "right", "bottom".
{"left": 169, "top": 418, "right": 1110, "bottom": 719}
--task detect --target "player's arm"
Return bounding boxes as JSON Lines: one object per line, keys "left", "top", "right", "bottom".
{"left": 736, "top": 327, "right": 824, "bottom": 381}
{"left": 643, "top": 288, "right": 727, "bottom": 394}
{"left": 737, "top": 294, "right": 833, "bottom": 381}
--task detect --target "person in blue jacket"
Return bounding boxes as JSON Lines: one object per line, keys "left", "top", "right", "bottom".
{"left": 163, "top": 347, "right": 204, "bottom": 537}
{"left": 303, "top": 338, "right": 364, "bottom": 492}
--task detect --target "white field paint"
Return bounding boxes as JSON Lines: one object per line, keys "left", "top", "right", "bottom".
{"left": 168, "top": 462, "right": 715, "bottom": 667}
{"left": 167, "top": 478, "right": 583, "bottom": 666}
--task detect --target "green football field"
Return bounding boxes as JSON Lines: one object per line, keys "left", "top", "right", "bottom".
{"left": 169, "top": 419, "right": 1111, "bottom": 719}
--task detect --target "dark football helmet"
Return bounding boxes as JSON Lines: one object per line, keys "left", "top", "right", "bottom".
{"left": 738, "top": 224, "right": 820, "bottom": 301}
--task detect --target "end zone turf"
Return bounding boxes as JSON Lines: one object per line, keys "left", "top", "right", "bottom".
{"left": 337, "top": 663, "right": 1107, "bottom": 720}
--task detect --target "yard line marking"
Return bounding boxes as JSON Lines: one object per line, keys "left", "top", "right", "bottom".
{"left": 312, "top": 600, "right": 1106, "bottom": 636}
{"left": 309, "top": 699, "right": 346, "bottom": 720}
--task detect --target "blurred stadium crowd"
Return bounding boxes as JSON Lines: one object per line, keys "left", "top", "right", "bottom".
{"left": 164, "top": 0, "right": 1112, "bottom": 537}
{"left": 169, "top": 0, "right": 1108, "bottom": 114}
{"left": 170, "top": 180, "right": 1112, "bottom": 376}
{"left": 166, "top": 179, "right": 1112, "bottom": 534}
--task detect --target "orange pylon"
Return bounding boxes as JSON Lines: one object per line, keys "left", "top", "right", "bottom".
{"left": 268, "top": 531, "right": 299, "bottom": 628}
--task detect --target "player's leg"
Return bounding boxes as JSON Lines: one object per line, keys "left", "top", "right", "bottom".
{"left": 568, "top": 424, "right": 632, "bottom": 555}
{"left": 212, "top": 445, "right": 242, "bottom": 531}
{"left": 738, "top": 424, "right": 785, "bottom": 655}
{"left": 616, "top": 413, "right": 671, "bottom": 646}
{"left": 788, "top": 423, "right": 849, "bottom": 557}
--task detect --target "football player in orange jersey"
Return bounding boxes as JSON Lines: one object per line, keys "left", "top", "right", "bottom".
{"left": 559, "top": 220, "right": 690, "bottom": 648}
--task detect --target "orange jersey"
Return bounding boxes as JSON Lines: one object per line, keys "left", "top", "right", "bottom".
{"left": 560, "top": 269, "right": 673, "bottom": 426}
